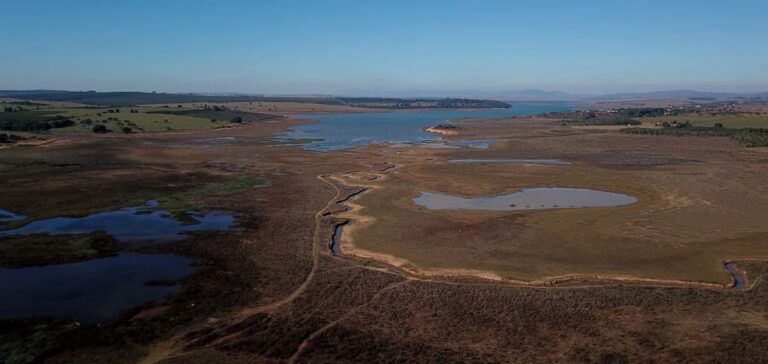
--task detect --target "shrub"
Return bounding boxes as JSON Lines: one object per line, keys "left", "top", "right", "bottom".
{"left": 92, "top": 125, "right": 108, "bottom": 133}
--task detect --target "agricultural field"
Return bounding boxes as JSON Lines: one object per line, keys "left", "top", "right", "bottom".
{"left": 0, "top": 105, "right": 280, "bottom": 137}
{"left": 144, "top": 101, "right": 378, "bottom": 114}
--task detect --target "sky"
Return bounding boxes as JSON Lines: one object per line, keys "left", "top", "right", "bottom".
{"left": 1, "top": 0, "right": 767, "bottom": 95}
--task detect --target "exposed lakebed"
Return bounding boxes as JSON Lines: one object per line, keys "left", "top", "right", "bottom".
{"left": 414, "top": 188, "right": 637, "bottom": 211}
{"left": 0, "top": 201, "right": 237, "bottom": 324}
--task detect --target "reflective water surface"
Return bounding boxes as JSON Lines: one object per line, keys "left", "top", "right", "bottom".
{"left": 414, "top": 188, "right": 637, "bottom": 211}
{"left": 0, "top": 200, "right": 236, "bottom": 241}
{"left": 0, "top": 253, "right": 193, "bottom": 324}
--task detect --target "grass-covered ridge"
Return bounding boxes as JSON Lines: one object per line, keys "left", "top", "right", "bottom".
{"left": 0, "top": 90, "right": 510, "bottom": 109}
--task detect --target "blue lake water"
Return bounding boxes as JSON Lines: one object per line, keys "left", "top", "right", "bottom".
{"left": 282, "top": 101, "right": 575, "bottom": 151}
{"left": 0, "top": 253, "right": 193, "bottom": 324}
{"left": 0, "top": 200, "right": 236, "bottom": 241}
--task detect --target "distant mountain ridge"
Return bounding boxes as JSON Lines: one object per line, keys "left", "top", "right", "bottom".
{"left": 1, "top": 89, "right": 766, "bottom": 104}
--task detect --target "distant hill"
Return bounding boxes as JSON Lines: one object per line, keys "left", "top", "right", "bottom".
{"left": 593, "top": 89, "right": 744, "bottom": 100}
{"left": 490, "top": 89, "right": 581, "bottom": 100}
{"left": 0, "top": 90, "right": 509, "bottom": 109}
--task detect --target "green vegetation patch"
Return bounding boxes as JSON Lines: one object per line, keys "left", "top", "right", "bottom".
{"left": 0, "top": 111, "right": 73, "bottom": 132}
{"left": 153, "top": 175, "right": 268, "bottom": 223}
{"left": 639, "top": 113, "right": 768, "bottom": 129}
{"left": 546, "top": 109, "right": 644, "bottom": 126}
{"left": 0, "top": 133, "right": 29, "bottom": 144}
{"left": 147, "top": 108, "right": 278, "bottom": 123}
{"left": 0, "top": 232, "right": 121, "bottom": 268}
{"left": 622, "top": 125, "right": 768, "bottom": 147}
{"left": 0, "top": 320, "right": 72, "bottom": 364}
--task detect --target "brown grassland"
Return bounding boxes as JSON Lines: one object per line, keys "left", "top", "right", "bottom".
{"left": 2, "top": 111, "right": 768, "bottom": 363}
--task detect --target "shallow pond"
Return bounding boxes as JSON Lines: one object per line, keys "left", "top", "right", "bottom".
{"left": 282, "top": 101, "right": 575, "bottom": 151}
{"left": 449, "top": 159, "right": 571, "bottom": 165}
{"left": 0, "top": 200, "right": 236, "bottom": 241}
{"left": 446, "top": 140, "right": 495, "bottom": 149}
{"left": 0, "top": 201, "right": 237, "bottom": 323}
{"left": 413, "top": 188, "right": 637, "bottom": 211}
{"left": 393, "top": 139, "right": 495, "bottom": 149}
{"left": 0, "top": 253, "right": 193, "bottom": 324}
{"left": 0, "top": 209, "right": 27, "bottom": 226}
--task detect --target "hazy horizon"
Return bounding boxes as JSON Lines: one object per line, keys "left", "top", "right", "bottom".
{"left": 2, "top": 0, "right": 767, "bottom": 95}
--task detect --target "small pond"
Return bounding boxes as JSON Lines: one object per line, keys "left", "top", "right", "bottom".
{"left": 0, "top": 200, "right": 237, "bottom": 324}
{"left": 413, "top": 188, "right": 637, "bottom": 211}
{"left": 0, "top": 253, "right": 193, "bottom": 324}
{"left": 449, "top": 159, "right": 571, "bottom": 165}
{"left": 0, "top": 200, "right": 236, "bottom": 241}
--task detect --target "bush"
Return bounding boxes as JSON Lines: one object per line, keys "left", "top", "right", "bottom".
{"left": 0, "top": 133, "right": 27, "bottom": 143}
{"left": 92, "top": 125, "right": 108, "bottom": 133}
{"left": 621, "top": 125, "right": 768, "bottom": 147}
{"left": 230, "top": 116, "right": 243, "bottom": 123}
{"left": 121, "top": 127, "right": 133, "bottom": 134}
{"left": 0, "top": 117, "right": 74, "bottom": 132}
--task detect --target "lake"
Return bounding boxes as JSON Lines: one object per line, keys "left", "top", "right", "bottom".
{"left": 281, "top": 101, "right": 576, "bottom": 151}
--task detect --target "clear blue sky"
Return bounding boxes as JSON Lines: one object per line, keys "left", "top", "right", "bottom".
{"left": 2, "top": 0, "right": 766, "bottom": 95}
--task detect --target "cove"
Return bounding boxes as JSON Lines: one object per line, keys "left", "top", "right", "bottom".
{"left": 281, "top": 101, "right": 575, "bottom": 151}
{"left": 413, "top": 188, "right": 637, "bottom": 211}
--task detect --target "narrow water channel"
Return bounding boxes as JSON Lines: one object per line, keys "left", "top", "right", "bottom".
{"left": 330, "top": 222, "right": 348, "bottom": 256}
{"left": 725, "top": 262, "right": 746, "bottom": 289}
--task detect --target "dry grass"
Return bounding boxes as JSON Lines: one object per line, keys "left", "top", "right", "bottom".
{"left": 3, "top": 115, "right": 768, "bottom": 363}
